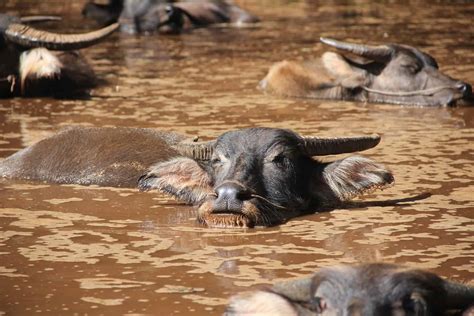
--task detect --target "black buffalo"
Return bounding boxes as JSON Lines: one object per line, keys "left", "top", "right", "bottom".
{"left": 83, "top": 0, "right": 259, "bottom": 34}
{"left": 226, "top": 263, "right": 474, "bottom": 315}
{"left": 0, "top": 14, "right": 118, "bottom": 97}
{"left": 260, "top": 38, "right": 472, "bottom": 106}
{"left": 0, "top": 127, "right": 393, "bottom": 228}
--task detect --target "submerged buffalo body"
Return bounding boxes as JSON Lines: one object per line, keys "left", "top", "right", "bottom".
{"left": 226, "top": 263, "right": 474, "bottom": 315}
{"left": 0, "top": 127, "right": 393, "bottom": 228}
{"left": 260, "top": 38, "right": 472, "bottom": 106}
{"left": 0, "top": 14, "right": 118, "bottom": 98}
{"left": 83, "top": 0, "right": 259, "bottom": 34}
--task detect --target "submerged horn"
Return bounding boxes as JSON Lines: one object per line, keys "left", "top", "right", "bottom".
{"left": 301, "top": 134, "right": 381, "bottom": 156}
{"left": 4, "top": 22, "right": 119, "bottom": 50}
{"left": 20, "top": 16, "right": 62, "bottom": 23}
{"left": 320, "top": 37, "right": 393, "bottom": 61}
{"left": 174, "top": 139, "right": 215, "bottom": 161}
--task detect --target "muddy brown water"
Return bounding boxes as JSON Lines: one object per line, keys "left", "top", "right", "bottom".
{"left": 1, "top": 0, "right": 473, "bottom": 315}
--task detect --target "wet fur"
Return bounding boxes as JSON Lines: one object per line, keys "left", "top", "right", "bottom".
{"left": 226, "top": 263, "right": 474, "bottom": 315}
{"left": 1, "top": 47, "right": 97, "bottom": 98}
{"left": 0, "top": 127, "right": 187, "bottom": 187}
{"left": 19, "top": 48, "right": 62, "bottom": 90}
{"left": 316, "top": 155, "right": 395, "bottom": 204}
{"left": 138, "top": 157, "right": 213, "bottom": 204}
{"left": 18, "top": 49, "right": 97, "bottom": 97}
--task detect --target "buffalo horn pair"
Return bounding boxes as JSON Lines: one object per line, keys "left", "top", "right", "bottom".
{"left": 176, "top": 134, "right": 381, "bottom": 160}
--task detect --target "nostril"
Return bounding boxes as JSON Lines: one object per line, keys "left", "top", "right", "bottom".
{"left": 456, "top": 82, "right": 472, "bottom": 96}
{"left": 215, "top": 183, "right": 250, "bottom": 201}
{"left": 215, "top": 186, "right": 237, "bottom": 200}
{"left": 457, "top": 83, "right": 467, "bottom": 93}
{"left": 257, "top": 79, "right": 268, "bottom": 91}
{"left": 236, "top": 190, "right": 251, "bottom": 200}
{"left": 464, "top": 83, "right": 472, "bottom": 96}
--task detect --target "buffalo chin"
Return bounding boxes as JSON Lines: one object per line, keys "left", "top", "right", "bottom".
{"left": 197, "top": 200, "right": 261, "bottom": 228}
{"left": 369, "top": 90, "right": 464, "bottom": 107}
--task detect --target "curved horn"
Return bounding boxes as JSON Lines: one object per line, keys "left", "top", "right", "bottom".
{"left": 320, "top": 37, "right": 393, "bottom": 61}
{"left": 271, "top": 277, "right": 313, "bottom": 303}
{"left": 4, "top": 22, "right": 119, "bottom": 50}
{"left": 301, "top": 134, "right": 381, "bottom": 156}
{"left": 20, "top": 16, "right": 62, "bottom": 23}
{"left": 174, "top": 140, "right": 215, "bottom": 161}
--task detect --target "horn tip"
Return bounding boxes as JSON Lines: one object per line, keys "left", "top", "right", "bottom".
{"left": 320, "top": 37, "right": 336, "bottom": 45}
{"left": 370, "top": 133, "right": 382, "bottom": 146}
{"left": 109, "top": 23, "right": 120, "bottom": 31}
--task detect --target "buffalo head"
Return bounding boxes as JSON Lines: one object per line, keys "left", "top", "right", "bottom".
{"left": 226, "top": 263, "right": 474, "bottom": 315}
{"left": 139, "top": 128, "right": 393, "bottom": 228}
{"left": 0, "top": 14, "right": 118, "bottom": 97}
{"left": 83, "top": 0, "right": 259, "bottom": 34}
{"left": 260, "top": 38, "right": 472, "bottom": 106}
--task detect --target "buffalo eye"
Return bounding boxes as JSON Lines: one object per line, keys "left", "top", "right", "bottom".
{"left": 402, "top": 63, "right": 421, "bottom": 74}
{"left": 271, "top": 154, "right": 288, "bottom": 168}
{"left": 211, "top": 157, "right": 221, "bottom": 165}
{"left": 165, "top": 5, "right": 173, "bottom": 14}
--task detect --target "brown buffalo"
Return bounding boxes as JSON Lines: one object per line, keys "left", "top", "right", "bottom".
{"left": 83, "top": 0, "right": 259, "bottom": 34}
{"left": 0, "top": 127, "right": 393, "bottom": 228}
{"left": 226, "top": 263, "right": 474, "bottom": 315}
{"left": 260, "top": 38, "right": 472, "bottom": 106}
{"left": 0, "top": 14, "right": 118, "bottom": 98}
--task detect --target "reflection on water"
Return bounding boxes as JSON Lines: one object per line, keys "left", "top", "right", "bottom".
{"left": 1, "top": 0, "right": 473, "bottom": 315}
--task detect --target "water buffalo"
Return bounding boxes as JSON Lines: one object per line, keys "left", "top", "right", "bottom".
{"left": 0, "top": 14, "right": 118, "bottom": 98}
{"left": 0, "top": 127, "right": 393, "bottom": 228}
{"left": 260, "top": 38, "right": 472, "bottom": 106}
{"left": 83, "top": 0, "right": 259, "bottom": 34}
{"left": 226, "top": 263, "right": 474, "bottom": 315}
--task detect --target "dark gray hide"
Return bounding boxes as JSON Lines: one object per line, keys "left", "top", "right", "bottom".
{"left": 0, "top": 127, "right": 187, "bottom": 187}
{"left": 0, "top": 14, "right": 118, "bottom": 98}
{"left": 0, "top": 127, "right": 393, "bottom": 228}
{"left": 260, "top": 38, "right": 472, "bottom": 106}
{"left": 226, "top": 263, "right": 474, "bottom": 315}
{"left": 82, "top": 0, "right": 259, "bottom": 34}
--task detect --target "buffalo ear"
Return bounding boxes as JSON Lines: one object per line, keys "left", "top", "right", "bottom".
{"left": 321, "top": 51, "right": 370, "bottom": 89}
{"left": 138, "top": 157, "right": 213, "bottom": 204}
{"left": 407, "top": 292, "right": 428, "bottom": 316}
{"left": 312, "top": 155, "right": 394, "bottom": 204}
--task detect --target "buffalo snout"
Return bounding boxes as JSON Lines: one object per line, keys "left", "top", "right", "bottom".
{"left": 213, "top": 182, "right": 251, "bottom": 213}
{"left": 456, "top": 81, "right": 472, "bottom": 97}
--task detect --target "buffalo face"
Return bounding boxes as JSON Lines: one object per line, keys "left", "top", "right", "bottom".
{"left": 260, "top": 38, "right": 472, "bottom": 106}
{"left": 197, "top": 128, "right": 313, "bottom": 228}
{"left": 139, "top": 128, "right": 393, "bottom": 228}
{"left": 365, "top": 43, "right": 472, "bottom": 106}
{"left": 226, "top": 263, "right": 474, "bottom": 315}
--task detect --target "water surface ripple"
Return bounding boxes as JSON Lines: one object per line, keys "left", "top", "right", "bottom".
{"left": 0, "top": 0, "right": 473, "bottom": 314}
